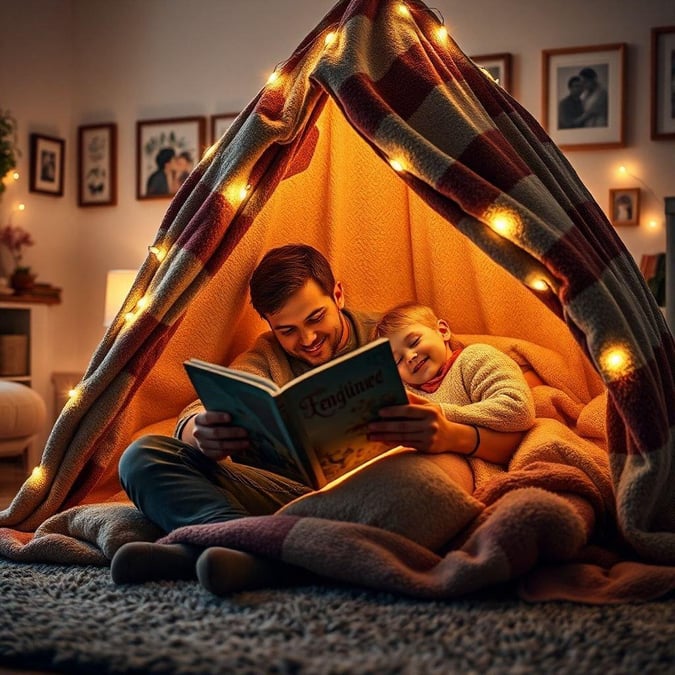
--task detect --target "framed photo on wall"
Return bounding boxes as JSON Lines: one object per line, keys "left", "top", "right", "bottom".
{"left": 211, "top": 112, "right": 238, "bottom": 144}
{"left": 29, "top": 133, "right": 65, "bottom": 196}
{"left": 650, "top": 26, "right": 675, "bottom": 140}
{"left": 542, "top": 43, "right": 626, "bottom": 150}
{"left": 136, "top": 116, "right": 206, "bottom": 200}
{"left": 609, "top": 187, "right": 640, "bottom": 227}
{"left": 470, "top": 53, "right": 513, "bottom": 93}
{"left": 78, "top": 123, "right": 117, "bottom": 207}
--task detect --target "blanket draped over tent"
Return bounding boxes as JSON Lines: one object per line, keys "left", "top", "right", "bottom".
{"left": 1, "top": 0, "right": 673, "bottom": 602}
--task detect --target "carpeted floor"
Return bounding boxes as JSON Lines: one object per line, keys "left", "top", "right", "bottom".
{"left": 1, "top": 560, "right": 674, "bottom": 674}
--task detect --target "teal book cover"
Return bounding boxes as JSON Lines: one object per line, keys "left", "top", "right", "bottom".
{"left": 184, "top": 337, "right": 407, "bottom": 488}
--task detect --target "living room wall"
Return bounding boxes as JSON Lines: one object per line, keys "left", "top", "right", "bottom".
{"left": 0, "top": 0, "right": 672, "bottom": 379}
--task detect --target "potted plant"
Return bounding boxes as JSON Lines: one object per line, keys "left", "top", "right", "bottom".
{"left": 0, "top": 109, "right": 20, "bottom": 198}
{"left": 0, "top": 224, "right": 36, "bottom": 293}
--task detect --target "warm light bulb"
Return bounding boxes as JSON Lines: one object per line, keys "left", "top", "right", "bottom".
{"left": 618, "top": 165, "right": 627, "bottom": 175}
{"left": 124, "top": 311, "right": 135, "bottom": 323}
{"left": 397, "top": 3, "right": 410, "bottom": 17}
{"left": 11, "top": 171, "right": 19, "bottom": 181}
{"left": 600, "top": 345, "right": 632, "bottom": 378}
{"left": 68, "top": 388, "right": 78, "bottom": 400}
{"left": 647, "top": 219, "right": 659, "bottom": 230}
{"left": 324, "top": 31, "right": 337, "bottom": 47}
{"left": 224, "top": 181, "right": 250, "bottom": 206}
{"left": 488, "top": 210, "right": 519, "bottom": 238}
{"left": 436, "top": 25, "right": 448, "bottom": 41}
{"left": 17, "top": 203, "right": 25, "bottom": 211}
{"left": 389, "top": 158, "right": 405, "bottom": 172}
{"left": 529, "top": 277, "right": 549, "bottom": 292}
{"left": 149, "top": 245, "right": 166, "bottom": 261}
{"left": 136, "top": 295, "right": 149, "bottom": 311}
{"left": 30, "top": 466, "right": 45, "bottom": 482}
{"left": 267, "top": 70, "right": 280, "bottom": 85}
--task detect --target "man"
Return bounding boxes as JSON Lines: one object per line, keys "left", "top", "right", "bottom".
{"left": 558, "top": 75, "right": 584, "bottom": 129}
{"left": 112, "top": 243, "right": 523, "bottom": 587}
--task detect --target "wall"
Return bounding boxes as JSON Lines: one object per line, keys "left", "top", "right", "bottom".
{"left": 0, "top": 0, "right": 673, "bottom": 376}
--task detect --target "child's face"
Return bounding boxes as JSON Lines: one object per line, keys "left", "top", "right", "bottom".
{"left": 387, "top": 320, "right": 452, "bottom": 386}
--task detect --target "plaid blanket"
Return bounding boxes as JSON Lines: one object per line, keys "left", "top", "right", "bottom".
{"left": 0, "top": 0, "right": 673, "bottom": 600}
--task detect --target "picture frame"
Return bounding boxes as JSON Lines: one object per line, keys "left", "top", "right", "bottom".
{"left": 609, "top": 187, "right": 640, "bottom": 227}
{"left": 29, "top": 133, "right": 65, "bottom": 196}
{"left": 470, "top": 53, "right": 513, "bottom": 93}
{"left": 542, "top": 43, "right": 626, "bottom": 151}
{"left": 211, "top": 112, "right": 239, "bottom": 144}
{"left": 650, "top": 26, "right": 675, "bottom": 140}
{"left": 77, "top": 123, "right": 117, "bottom": 207}
{"left": 136, "top": 116, "right": 206, "bottom": 200}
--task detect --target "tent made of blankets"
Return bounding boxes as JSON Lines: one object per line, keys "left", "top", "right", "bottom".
{"left": 0, "top": 0, "right": 673, "bottom": 602}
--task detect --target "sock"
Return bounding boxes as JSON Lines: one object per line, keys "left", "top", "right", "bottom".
{"left": 196, "top": 546, "right": 311, "bottom": 595}
{"left": 110, "top": 541, "right": 200, "bottom": 584}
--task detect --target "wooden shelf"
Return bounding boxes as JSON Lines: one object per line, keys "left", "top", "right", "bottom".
{"left": 0, "top": 292, "right": 61, "bottom": 305}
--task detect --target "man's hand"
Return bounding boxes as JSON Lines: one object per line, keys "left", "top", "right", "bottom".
{"left": 182, "top": 411, "right": 250, "bottom": 461}
{"left": 367, "top": 391, "right": 464, "bottom": 454}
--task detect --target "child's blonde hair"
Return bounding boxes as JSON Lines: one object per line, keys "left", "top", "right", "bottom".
{"left": 375, "top": 302, "right": 440, "bottom": 338}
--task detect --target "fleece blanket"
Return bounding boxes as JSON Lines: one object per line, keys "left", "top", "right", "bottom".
{"left": 0, "top": 0, "right": 673, "bottom": 602}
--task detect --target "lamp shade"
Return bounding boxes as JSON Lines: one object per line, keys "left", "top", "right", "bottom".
{"left": 103, "top": 269, "right": 137, "bottom": 327}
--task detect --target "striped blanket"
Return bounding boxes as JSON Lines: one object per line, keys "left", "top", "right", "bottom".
{"left": 0, "top": 0, "right": 673, "bottom": 601}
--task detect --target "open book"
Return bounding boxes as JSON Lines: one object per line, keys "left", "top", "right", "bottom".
{"left": 183, "top": 337, "right": 408, "bottom": 488}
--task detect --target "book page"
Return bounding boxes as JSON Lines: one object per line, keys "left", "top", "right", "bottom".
{"left": 279, "top": 338, "right": 408, "bottom": 485}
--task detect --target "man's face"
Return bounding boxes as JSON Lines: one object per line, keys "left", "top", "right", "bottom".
{"left": 266, "top": 279, "right": 347, "bottom": 367}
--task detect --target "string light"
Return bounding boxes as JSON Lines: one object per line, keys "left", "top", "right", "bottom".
{"left": 528, "top": 277, "right": 549, "bottom": 292}
{"left": 224, "top": 181, "right": 251, "bottom": 206}
{"left": 397, "top": 3, "right": 411, "bottom": 17}
{"left": 599, "top": 344, "right": 633, "bottom": 379}
{"left": 389, "top": 158, "right": 405, "bottom": 172}
{"left": 324, "top": 31, "right": 337, "bottom": 47}
{"left": 436, "top": 25, "right": 448, "bottom": 41}
{"left": 29, "top": 466, "right": 45, "bottom": 483}
{"left": 487, "top": 209, "right": 520, "bottom": 239}
{"left": 148, "top": 245, "right": 166, "bottom": 261}
{"left": 267, "top": 70, "right": 280, "bottom": 85}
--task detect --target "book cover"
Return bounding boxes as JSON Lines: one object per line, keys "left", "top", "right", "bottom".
{"left": 184, "top": 337, "right": 408, "bottom": 488}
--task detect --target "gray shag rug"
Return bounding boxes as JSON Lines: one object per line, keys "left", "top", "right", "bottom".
{"left": 1, "top": 560, "right": 674, "bottom": 674}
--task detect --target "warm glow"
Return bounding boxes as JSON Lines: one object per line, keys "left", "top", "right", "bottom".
{"left": 528, "top": 277, "right": 549, "bottom": 292}
{"left": 224, "top": 181, "right": 251, "bottom": 206}
{"left": 29, "top": 466, "right": 45, "bottom": 483}
{"left": 600, "top": 345, "right": 632, "bottom": 378}
{"left": 397, "top": 3, "right": 410, "bottom": 17}
{"left": 487, "top": 210, "right": 519, "bottom": 238}
{"left": 136, "top": 295, "right": 150, "bottom": 311}
{"left": 124, "top": 311, "right": 136, "bottom": 323}
{"left": 149, "top": 245, "right": 166, "bottom": 261}
{"left": 389, "top": 158, "right": 405, "bottom": 172}
{"left": 436, "top": 25, "right": 448, "bottom": 41}
{"left": 647, "top": 219, "right": 659, "bottom": 230}
{"left": 618, "top": 165, "right": 628, "bottom": 175}
{"left": 11, "top": 171, "right": 19, "bottom": 181}
{"left": 267, "top": 70, "right": 280, "bottom": 85}
{"left": 17, "top": 202, "right": 25, "bottom": 211}
{"left": 67, "top": 387, "right": 79, "bottom": 402}
{"left": 324, "top": 31, "right": 337, "bottom": 47}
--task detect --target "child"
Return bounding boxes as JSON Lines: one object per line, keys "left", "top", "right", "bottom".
{"left": 372, "top": 301, "right": 535, "bottom": 490}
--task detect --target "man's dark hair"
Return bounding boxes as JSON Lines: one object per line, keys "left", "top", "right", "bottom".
{"left": 579, "top": 67, "right": 597, "bottom": 81}
{"left": 156, "top": 147, "right": 175, "bottom": 169}
{"left": 567, "top": 75, "right": 581, "bottom": 88}
{"left": 249, "top": 243, "right": 336, "bottom": 318}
